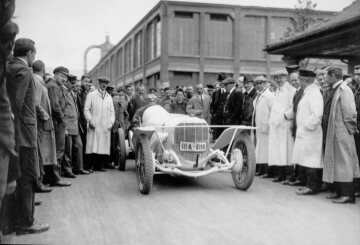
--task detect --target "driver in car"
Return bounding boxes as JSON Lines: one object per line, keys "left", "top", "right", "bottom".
{"left": 128, "top": 94, "right": 158, "bottom": 148}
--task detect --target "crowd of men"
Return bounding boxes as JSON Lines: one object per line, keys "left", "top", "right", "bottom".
{"left": 1, "top": 0, "right": 360, "bottom": 241}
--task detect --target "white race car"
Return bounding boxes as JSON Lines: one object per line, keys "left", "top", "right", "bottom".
{"left": 117, "top": 105, "right": 256, "bottom": 195}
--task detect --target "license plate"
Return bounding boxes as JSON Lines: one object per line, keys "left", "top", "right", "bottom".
{"left": 180, "top": 142, "right": 207, "bottom": 152}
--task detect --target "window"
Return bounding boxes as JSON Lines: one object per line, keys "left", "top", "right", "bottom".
{"left": 146, "top": 22, "right": 154, "bottom": 61}
{"left": 210, "top": 13, "right": 228, "bottom": 21}
{"left": 155, "top": 17, "right": 161, "bottom": 57}
{"left": 174, "top": 11, "right": 193, "bottom": 19}
{"left": 134, "top": 31, "right": 142, "bottom": 69}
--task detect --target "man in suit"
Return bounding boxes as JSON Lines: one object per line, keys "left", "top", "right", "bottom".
{"left": 222, "top": 77, "right": 243, "bottom": 125}
{"left": 211, "top": 73, "right": 228, "bottom": 140}
{"left": 128, "top": 84, "right": 146, "bottom": 122}
{"left": 0, "top": 3, "right": 19, "bottom": 238}
{"left": 32, "top": 61, "right": 70, "bottom": 188}
{"left": 186, "top": 84, "right": 211, "bottom": 124}
{"left": 159, "top": 87, "right": 172, "bottom": 112}
{"left": 6, "top": 38, "right": 49, "bottom": 234}
{"left": 242, "top": 74, "right": 258, "bottom": 126}
{"left": 63, "top": 75, "right": 89, "bottom": 176}
{"left": 323, "top": 67, "right": 360, "bottom": 204}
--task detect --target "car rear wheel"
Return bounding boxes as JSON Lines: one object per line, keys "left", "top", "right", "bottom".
{"left": 117, "top": 128, "right": 127, "bottom": 171}
{"left": 231, "top": 132, "right": 256, "bottom": 190}
{"left": 135, "top": 135, "right": 154, "bottom": 194}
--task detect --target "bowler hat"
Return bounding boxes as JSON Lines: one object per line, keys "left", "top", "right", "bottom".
{"left": 53, "top": 66, "right": 69, "bottom": 76}
{"left": 286, "top": 65, "right": 300, "bottom": 74}
{"left": 217, "top": 72, "right": 227, "bottom": 82}
{"left": 299, "top": 69, "right": 316, "bottom": 78}
{"left": 68, "top": 74, "right": 77, "bottom": 81}
{"left": 98, "top": 76, "right": 110, "bottom": 83}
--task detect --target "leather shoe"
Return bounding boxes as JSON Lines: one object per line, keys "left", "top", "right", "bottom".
{"left": 355, "top": 192, "right": 360, "bottom": 198}
{"left": 16, "top": 221, "right": 50, "bottom": 235}
{"left": 76, "top": 170, "right": 90, "bottom": 175}
{"left": 35, "top": 185, "right": 53, "bottom": 193}
{"left": 35, "top": 200, "right": 42, "bottom": 206}
{"left": 332, "top": 196, "right": 356, "bottom": 204}
{"left": 281, "top": 179, "right": 291, "bottom": 185}
{"left": 52, "top": 180, "right": 71, "bottom": 187}
{"left": 288, "top": 180, "right": 302, "bottom": 186}
{"left": 63, "top": 172, "right": 76, "bottom": 178}
{"left": 260, "top": 173, "right": 271, "bottom": 178}
{"left": 296, "top": 187, "right": 317, "bottom": 195}
{"left": 326, "top": 192, "right": 341, "bottom": 199}
{"left": 272, "top": 177, "right": 285, "bottom": 182}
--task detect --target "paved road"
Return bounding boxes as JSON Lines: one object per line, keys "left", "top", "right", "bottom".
{"left": 2, "top": 160, "right": 360, "bottom": 245}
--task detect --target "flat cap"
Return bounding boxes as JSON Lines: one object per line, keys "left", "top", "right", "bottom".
{"left": 286, "top": 65, "right": 300, "bottom": 74}
{"left": 354, "top": 65, "right": 360, "bottom": 70}
{"left": 53, "top": 66, "right": 69, "bottom": 76}
{"left": 68, "top": 73, "right": 77, "bottom": 81}
{"left": 243, "top": 74, "right": 254, "bottom": 83}
{"left": 98, "top": 76, "right": 110, "bottom": 83}
{"left": 221, "top": 77, "right": 236, "bottom": 85}
{"left": 271, "top": 70, "right": 287, "bottom": 77}
{"left": 254, "top": 75, "right": 267, "bottom": 83}
{"left": 206, "top": 84, "right": 214, "bottom": 89}
{"left": 299, "top": 69, "right": 316, "bottom": 78}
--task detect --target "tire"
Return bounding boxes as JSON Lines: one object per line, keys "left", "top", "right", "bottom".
{"left": 135, "top": 135, "right": 154, "bottom": 194}
{"left": 231, "top": 132, "right": 256, "bottom": 190}
{"left": 117, "top": 128, "right": 127, "bottom": 171}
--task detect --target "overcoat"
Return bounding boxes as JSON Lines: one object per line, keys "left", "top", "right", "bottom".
{"left": 63, "top": 87, "right": 79, "bottom": 135}
{"left": 242, "top": 88, "right": 258, "bottom": 125}
{"left": 268, "top": 82, "right": 296, "bottom": 166}
{"left": 323, "top": 82, "right": 360, "bottom": 182}
{"left": 291, "top": 84, "right": 323, "bottom": 168}
{"left": 186, "top": 94, "right": 211, "bottom": 124}
{"left": 223, "top": 89, "right": 243, "bottom": 125}
{"left": 84, "top": 89, "right": 115, "bottom": 155}
{"left": 251, "top": 88, "right": 274, "bottom": 164}
{"left": 33, "top": 74, "right": 56, "bottom": 166}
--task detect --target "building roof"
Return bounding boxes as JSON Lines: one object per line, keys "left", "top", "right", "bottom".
{"left": 265, "top": 0, "right": 360, "bottom": 58}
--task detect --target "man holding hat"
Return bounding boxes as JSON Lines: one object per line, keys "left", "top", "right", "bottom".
{"left": 84, "top": 77, "right": 115, "bottom": 171}
{"left": 242, "top": 74, "right": 257, "bottom": 126}
{"left": 322, "top": 66, "right": 360, "bottom": 204}
{"left": 6, "top": 38, "right": 49, "bottom": 234}
{"left": 291, "top": 69, "right": 323, "bottom": 195}
{"left": 268, "top": 70, "right": 296, "bottom": 182}
{"left": 252, "top": 76, "right": 274, "bottom": 177}
{"left": 353, "top": 65, "right": 360, "bottom": 197}
{"left": 222, "top": 77, "right": 243, "bottom": 125}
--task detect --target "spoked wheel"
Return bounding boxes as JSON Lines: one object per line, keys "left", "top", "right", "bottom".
{"left": 135, "top": 135, "right": 154, "bottom": 195}
{"left": 117, "top": 128, "right": 127, "bottom": 171}
{"left": 231, "top": 132, "right": 256, "bottom": 190}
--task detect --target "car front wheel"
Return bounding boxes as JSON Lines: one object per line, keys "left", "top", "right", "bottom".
{"left": 135, "top": 135, "right": 154, "bottom": 194}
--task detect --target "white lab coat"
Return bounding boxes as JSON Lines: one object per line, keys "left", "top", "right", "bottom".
{"left": 268, "top": 82, "right": 296, "bottom": 166}
{"left": 291, "top": 84, "right": 323, "bottom": 168}
{"left": 84, "top": 89, "right": 115, "bottom": 155}
{"left": 252, "top": 88, "right": 274, "bottom": 164}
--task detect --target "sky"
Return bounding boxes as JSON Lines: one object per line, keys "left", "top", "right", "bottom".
{"left": 14, "top": 0, "right": 354, "bottom": 77}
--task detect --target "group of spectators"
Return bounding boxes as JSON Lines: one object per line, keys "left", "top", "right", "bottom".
{"left": 1, "top": 1, "right": 360, "bottom": 242}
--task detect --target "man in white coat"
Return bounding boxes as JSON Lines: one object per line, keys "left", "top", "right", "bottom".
{"left": 84, "top": 77, "right": 115, "bottom": 171}
{"left": 291, "top": 70, "right": 324, "bottom": 195}
{"left": 268, "top": 70, "right": 296, "bottom": 182}
{"left": 252, "top": 76, "right": 274, "bottom": 177}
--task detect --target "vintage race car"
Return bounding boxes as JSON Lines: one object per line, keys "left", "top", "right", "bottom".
{"left": 116, "top": 105, "right": 256, "bottom": 195}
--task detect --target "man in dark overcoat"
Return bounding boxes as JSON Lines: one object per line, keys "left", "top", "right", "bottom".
{"left": 222, "top": 77, "right": 243, "bottom": 125}
{"left": 6, "top": 38, "right": 49, "bottom": 233}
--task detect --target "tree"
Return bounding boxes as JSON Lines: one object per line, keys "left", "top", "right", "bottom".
{"left": 283, "top": 0, "right": 318, "bottom": 38}
{"left": 282, "top": 0, "right": 320, "bottom": 68}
